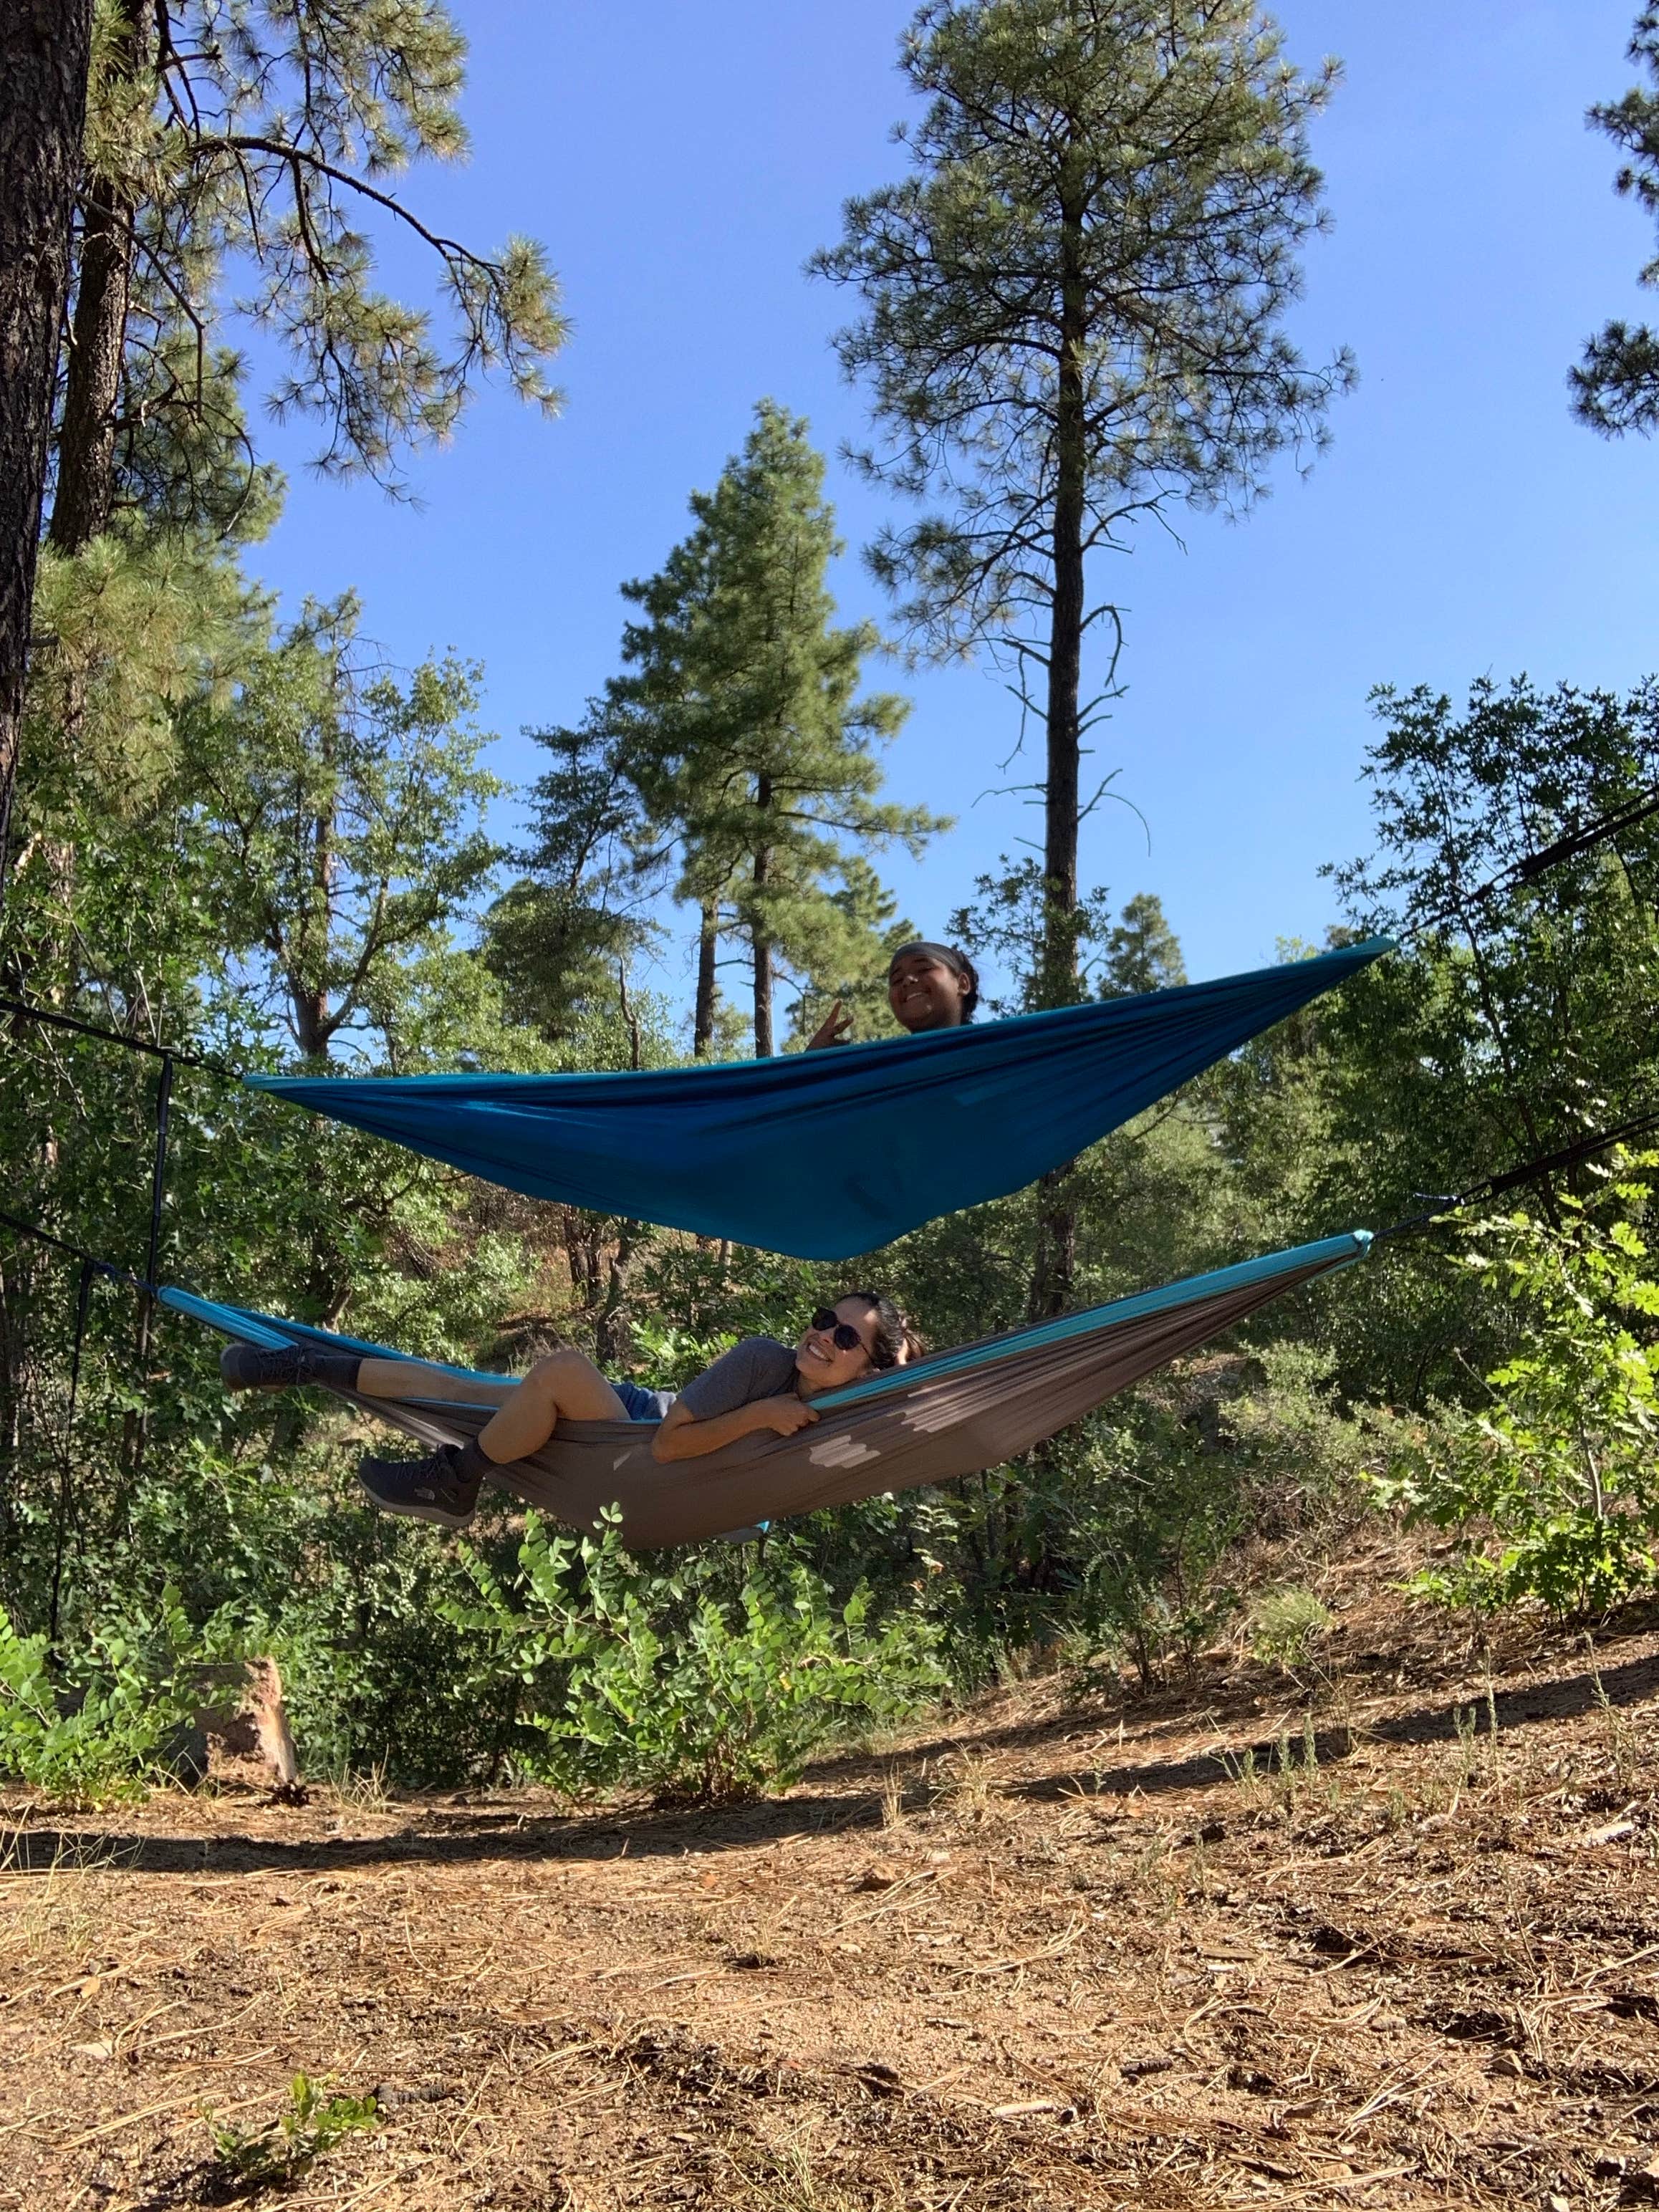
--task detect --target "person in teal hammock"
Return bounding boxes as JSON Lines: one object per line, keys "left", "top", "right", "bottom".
{"left": 807, "top": 941, "right": 978, "bottom": 1048}
{"left": 220, "top": 1290, "right": 915, "bottom": 1529}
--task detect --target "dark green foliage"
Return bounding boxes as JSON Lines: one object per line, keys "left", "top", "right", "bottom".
{"left": 1292, "top": 676, "right": 1659, "bottom": 1403}
{"left": 62, "top": 0, "right": 567, "bottom": 526}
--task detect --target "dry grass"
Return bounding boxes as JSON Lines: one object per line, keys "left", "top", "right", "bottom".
{"left": 4, "top": 1552, "right": 1659, "bottom": 2208}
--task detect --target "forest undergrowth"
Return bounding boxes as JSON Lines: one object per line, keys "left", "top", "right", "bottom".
{"left": 4, "top": 1524, "right": 1659, "bottom": 2212}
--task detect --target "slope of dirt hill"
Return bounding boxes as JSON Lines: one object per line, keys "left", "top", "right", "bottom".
{"left": 4, "top": 1554, "right": 1659, "bottom": 2211}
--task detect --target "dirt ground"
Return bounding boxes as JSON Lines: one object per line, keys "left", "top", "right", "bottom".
{"left": 5, "top": 1537, "right": 1659, "bottom": 2211}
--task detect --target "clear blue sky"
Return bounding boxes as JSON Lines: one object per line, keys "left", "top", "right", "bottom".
{"left": 244, "top": 0, "right": 1659, "bottom": 1011}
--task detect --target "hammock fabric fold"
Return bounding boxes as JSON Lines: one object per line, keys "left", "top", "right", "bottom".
{"left": 246, "top": 940, "right": 1390, "bottom": 1260}
{"left": 162, "top": 1230, "right": 1369, "bottom": 1550}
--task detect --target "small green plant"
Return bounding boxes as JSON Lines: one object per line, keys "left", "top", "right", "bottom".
{"left": 1221, "top": 1744, "right": 1266, "bottom": 1812}
{"left": 1249, "top": 1587, "right": 1333, "bottom": 1676}
{"left": 441, "top": 1511, "right": 948, "bottom": 1802}
{"left": 209, "top": 2072, "right": 377, "bottom": 2192}
{"left": 1372, "top": 1171, "right": 1659, "bottom": 1618}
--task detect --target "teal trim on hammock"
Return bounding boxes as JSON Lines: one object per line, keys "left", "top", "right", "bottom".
{"left": 157, "top": 1287, "right": 494, "bottom": 1386}
{"left": 159, "top": 1228, "right": 1370, "bottom": 1413}
{"left": 812, "top": 1229, "right": 1372, "bottom": 1410}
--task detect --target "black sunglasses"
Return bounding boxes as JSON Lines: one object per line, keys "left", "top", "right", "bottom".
{"left": 808, "top": 1308, "right": 899, "bottom": 1371}
{"left": 810, "top": 1307, "right": 869, "bottom": 1355}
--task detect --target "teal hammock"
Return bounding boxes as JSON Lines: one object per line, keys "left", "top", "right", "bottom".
{"left": 249, "top": 939, "right": 1390, "bottom": 1259}
{"left": 163, "top": 1231, "right": 1370, "bottom": 1549}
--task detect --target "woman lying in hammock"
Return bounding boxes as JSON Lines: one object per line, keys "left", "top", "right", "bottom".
{"left": 219, "top": 1292, "right": 913, "bottom": 1529}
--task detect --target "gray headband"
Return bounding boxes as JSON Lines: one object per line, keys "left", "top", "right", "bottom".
{"left": 888, "top": 941, "right": 971, "bottom": 978}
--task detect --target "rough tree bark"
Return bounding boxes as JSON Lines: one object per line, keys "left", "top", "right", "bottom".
{"left": 693, "top": 901, "right": 718, "bottom": 1058}
{"left": 0, "top": 0, "right": 95, "bottom": 873}
{"left": 48, "top": 0, "right": 146, "bottom": 553}
{"left": 1029, "top": 175, "right": 1090, "bottom": 1323}
{"left": 751, "top": 774, "right": 774, "bottom": 1058}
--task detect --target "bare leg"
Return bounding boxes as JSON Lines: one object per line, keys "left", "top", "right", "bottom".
{"left": 355, "top": 1356, "right": 514, "bottom": 1409}
{"left": 475, "top": 1348, "right": 629, "bottom": 1463}
{"left": 354, "top": 1347, "right": 633, "bottom": 1529}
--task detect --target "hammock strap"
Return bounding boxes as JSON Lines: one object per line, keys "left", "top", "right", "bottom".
{"left": 1373, "top": 1102, "right": 1659, "bottom": 1244}
{"left": 0, "top": 990, "right": 225, "bottom": 1073}
{"left": 1405, "top": 780, "right": 1659, "bottom": 936}
{"left": 48, "top": 1256, "right": 96, "bottom": 1650}
{"left": 125, "top": 1049, "right": 175, "bottom": 1473}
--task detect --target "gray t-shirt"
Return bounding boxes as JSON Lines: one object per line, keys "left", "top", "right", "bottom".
{"left": 675, "top": 1335, "right": 799, "bottom": 1420}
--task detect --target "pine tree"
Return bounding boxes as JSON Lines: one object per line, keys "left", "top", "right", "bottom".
{"left": 814, "top": 0, "right": 1349, "bottom": 1310}
{"left": 1574, "top": 8, "right": 1659, "bottom": 436}
{"left": 612, "top": 402, "right": 943, "bottom": 1056}
{"left": 482, "top": 707, "right": 663, "bottom": 1042}
{"left": 49, "top": 0, "right": 569, "bottom": 553}
{"left": 1101, "top": 893, "right": 1186, "bottom": 997}
{"left": 813, "top": 0, "right": 1350, "bottom": 1013}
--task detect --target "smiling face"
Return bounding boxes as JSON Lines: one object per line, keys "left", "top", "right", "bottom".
{"left": 793, "top": 1296, "right": 880, "bottom": 1397}
{"left": 888, "top": 949, "right": 971, "bottom": 1033}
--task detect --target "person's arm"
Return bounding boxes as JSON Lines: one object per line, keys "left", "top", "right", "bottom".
{"left": 651, "top": 1394, "right": 817, "bottom": 1463}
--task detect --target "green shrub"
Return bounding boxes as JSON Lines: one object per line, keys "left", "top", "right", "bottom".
{"left": 1372, "top": 1169, "right": 1659, "bottom": 1617}
{"left": 441, "top": 1510, "right": 948, "bottom": 1802}
{"left": 0, "top": 1586, "right": 204, "bottom": 1799}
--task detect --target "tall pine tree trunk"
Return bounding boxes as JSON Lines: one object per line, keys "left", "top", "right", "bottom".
{"left": 291, "top": 764, "right": 337, "bottom": 1061}
{"left": 751, "top": 774, "right": 774, "bottom": 1057}
{"left": 48, "top": 183, "right": 135, "bottom": 552}
{"left": 1029, "top": 183, "right": 1089, "bottom": 1324}
{"left": 48, "top": 0, "right": 144, "bottom": 554}
{"left": 0, "top": 0, "right": 94, "bottom": 880}
{"left": 693, "top": 901, "right": 718, "bottom": 1057}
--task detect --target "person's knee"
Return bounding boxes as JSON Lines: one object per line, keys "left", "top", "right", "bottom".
{"left": 524, "top": 1347, "right": 596, "bottom": 1400}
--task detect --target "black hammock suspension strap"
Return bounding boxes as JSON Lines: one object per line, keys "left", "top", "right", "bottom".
{"left": 126, "top": 1050, "right": 175, "bottom": 1473}
{"left": 1398, "top": 779, "right": 1659, "bottom": 940}
{"left": 1371, "top": 1102, "right": 1659, "bottom": 1245}
{"left": 0, "top": 991, "right": 228, "bottom": 1074}
{"left": 47, "top": 1256, "right": 96, "bottom": 1651}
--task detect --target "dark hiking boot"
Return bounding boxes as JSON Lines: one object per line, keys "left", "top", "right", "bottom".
{"left": 357, "top": 1436, "right": 491, "bottom": 1529}
{"left": 221, "top": 1342, "right": 362, "bottom": 1393}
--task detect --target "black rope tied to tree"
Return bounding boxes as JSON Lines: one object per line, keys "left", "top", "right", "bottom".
{"left": 47, "top": 1257, "right": 96, "bottom": 1653}
{"left": 1382, "top": 780, "right": 1659, "bottom": 941}
{"left": 1371, "top": 1103, "right": 1659, "bottom": 1246}
{"left": 0, "top": 991, "right": 229, "bottom": 1076}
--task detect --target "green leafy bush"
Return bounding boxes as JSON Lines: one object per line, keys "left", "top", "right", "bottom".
{"left": 0, "top": 1586, "right": 204, "bottom": 1799}
{"left": 1373, "top": 1170, "right": 1659, "bottom": 1617}
{"left": 441, "top": 1510, "right": 948, "bottom": 1802}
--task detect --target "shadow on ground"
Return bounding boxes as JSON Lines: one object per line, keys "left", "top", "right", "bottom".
{"left": 1013, "top": 1649, "right": 1659, "bottom": 1803}
{"left": 9, "top": 1651, "right": 1657, "bottom": 1877}
{"left": 0, "top": 1789, "right": 887, "bottom": 1876}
